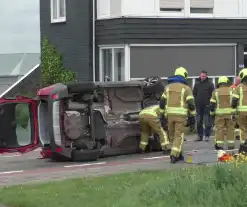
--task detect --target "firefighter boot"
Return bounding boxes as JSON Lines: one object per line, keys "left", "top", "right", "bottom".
{"left": 170, "top": 152, "right": 183, "bottom": 164}
{"left": 170, "top": 155, "right": 180, "bottom": 164}
{"left": 179, "top": 152, "right": 184, "bottom": 161}
{"left": 215, "top": 144, "right": 223, "bottom": 150}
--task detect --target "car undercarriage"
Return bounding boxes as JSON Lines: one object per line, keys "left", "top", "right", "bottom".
{"left": 0, "top": 77, "right": 166, "bottom": 162}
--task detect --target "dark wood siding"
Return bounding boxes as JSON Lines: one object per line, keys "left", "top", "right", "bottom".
{"left": 40, "top": 0, "right": 93, "bottom": 81}
{"left": 96, "top": 18, "right": 247, "bottom": 45}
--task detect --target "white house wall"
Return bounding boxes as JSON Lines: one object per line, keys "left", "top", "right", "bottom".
{"left": 97, "top": 0, "right": 247, "bottom": 19}
{"left": 97, "top": 0, "right": 110, "bottom": 19}
{"left": 122, "top": 0, "right": 158, "bottom": 16}
{"left": 243, "top": 0, "right": 247, "bottom": 17}
{"left": 214, "top": 0, "right": 239, "bottom": 18}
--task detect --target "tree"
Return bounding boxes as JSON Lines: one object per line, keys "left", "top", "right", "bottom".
{"left": 41, "top": 36, "right": 76, "bottom": 86}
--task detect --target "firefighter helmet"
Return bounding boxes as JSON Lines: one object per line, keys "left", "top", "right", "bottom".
{"left": 218, "top": 76, "right": 229, "bottom": 85}
{"left": 174, "top": 67, "right": 188, "bottom": 79}
{"left": 239, "top": 68, "right": 247, "bottom": 81}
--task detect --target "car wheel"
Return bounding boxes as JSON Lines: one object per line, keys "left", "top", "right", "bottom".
{"left": 142, "top": 76, "right": 164, "bottom": 94}
{"left": 71, "top": 148, "right": 100, "bottom": 162}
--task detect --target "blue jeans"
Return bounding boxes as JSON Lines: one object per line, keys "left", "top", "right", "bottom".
{"left": 196, "top": 105, "right": 212, "bottom": 138}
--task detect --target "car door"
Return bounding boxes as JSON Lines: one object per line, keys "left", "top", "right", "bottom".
{"left": 0, "top": 96, "right": 39, "bottom": 154}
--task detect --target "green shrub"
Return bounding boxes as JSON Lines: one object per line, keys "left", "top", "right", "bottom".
{"left": 41, "top": 36, "right": 76, "bottom": 87}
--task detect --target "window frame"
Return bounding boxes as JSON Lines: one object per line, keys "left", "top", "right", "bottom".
{"left": 159, "top": 0, "right": 185, "bottom": 17}
{"left": 50, "top": 0, "right": 66, "bottom": 23}
{"left": 99, "top": 46, "right": 127, "bottom": 82}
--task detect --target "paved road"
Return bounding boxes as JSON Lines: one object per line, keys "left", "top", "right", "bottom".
{"left": 0, "top": 135, "right": 239, "bottom": 186}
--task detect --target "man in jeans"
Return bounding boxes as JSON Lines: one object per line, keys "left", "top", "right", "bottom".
{"left": 193, "top": 71, "right": 215, "bottom": 141}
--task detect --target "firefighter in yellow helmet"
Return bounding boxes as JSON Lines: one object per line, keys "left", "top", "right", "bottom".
{"left": 232, "top": 68, "right": 247, "bottom": 144}
{"left": 159, "top": 67, "right": 196, "bottom": 164}
{"left": 139, "top": 105, "right": 170, "bottom": 153}
{"left": 210, "top": 76, "right": 235, "bottom": 150}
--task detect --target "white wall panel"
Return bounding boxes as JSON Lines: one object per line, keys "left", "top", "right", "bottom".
{"left": 97, "top": 0, "right": 110, "bottom": 19}
{"left": 214, "top": 0, "right": 239, "bottom": 18}
{"left": 122, "top": 0, "right": 157, "bottom": 16}
{"left": 97, "top": 0, "right": 247, "bottom": 19}
{"left": 243, "top": 0, "right": 247, "bottom": 17}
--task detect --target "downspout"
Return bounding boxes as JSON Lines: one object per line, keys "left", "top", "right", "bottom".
{"left": 92, "top": 0, "right": 96, "bottom": 82}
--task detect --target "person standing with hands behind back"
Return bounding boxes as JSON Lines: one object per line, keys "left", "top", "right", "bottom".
{"left": 193, "top": 71, "right": 215, "bottom": 141}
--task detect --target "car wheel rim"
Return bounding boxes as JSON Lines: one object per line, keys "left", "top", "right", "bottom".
{"left": 144, "top": 77, "right": 159, "bottom": 86}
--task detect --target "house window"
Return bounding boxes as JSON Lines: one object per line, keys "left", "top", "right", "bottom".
{"left": 50, "top": 0, "right": 66, "bottom": 23}
{"left": 190, "top": 0, "right": 214, "bottom": 14}
{"left": 100, "top": 47, "right": 126, "bottom": 82}
{"left": 190, "top": 8, "right": 213, "bottom": 13}
{"left": 160, "top": 8, "right": 183, "bottom": 12}
{"left": 160, "top": 0, "right": 184, "bottom": 13}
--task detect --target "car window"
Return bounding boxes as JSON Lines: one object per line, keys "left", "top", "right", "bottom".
{"left": 15, "top": 103, "right": 32, "bottom": 146}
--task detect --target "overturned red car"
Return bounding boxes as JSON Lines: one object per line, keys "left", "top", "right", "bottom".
{"left": 0, "top": 77, "right": 165, "bottom": 161}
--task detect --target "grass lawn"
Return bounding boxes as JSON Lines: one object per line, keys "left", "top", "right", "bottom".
{"left": 1, "top": 164, "right": 247, "bottom": 207}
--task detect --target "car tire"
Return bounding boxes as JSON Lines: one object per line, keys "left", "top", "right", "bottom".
{"left": 67, "top": 82, "right": 96, "bottom": 93}
{"left": 142, "top": 77, "right": 164, "bottom": 94}
{"left": 71, "top": 148, "right": 100, "bottom": 162}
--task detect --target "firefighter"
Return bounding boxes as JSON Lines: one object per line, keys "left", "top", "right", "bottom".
{"left": 159, "top": 67, "right": 196, "bottom": 164}
{"left": 210, "top": 76, "right": 235, "bottom": 150}
{"left": 232, "top": 68, "right": 247, "bottom": 144}
{"left": 139, "top": 105, "right": 170, "bottom": 153}
{"left": 231, "top": 76, "right": 241, "bottom": 140}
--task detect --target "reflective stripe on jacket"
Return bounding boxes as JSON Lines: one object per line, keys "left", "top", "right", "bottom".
{"left": 210, "top": 86, "right": 236, "bottom": 115}
{"left": 139, "top": 105, "right": 161, "bottom": 117}
{"left": 232, "top": 84, "right": 247, "bottom": 112}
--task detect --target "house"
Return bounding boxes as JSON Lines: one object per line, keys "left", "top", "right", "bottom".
{"left": 0, "top": 53, "right": 40, "bottom": 97}
{"left": 40, "top": 0, "right": 247, "bottom": 87}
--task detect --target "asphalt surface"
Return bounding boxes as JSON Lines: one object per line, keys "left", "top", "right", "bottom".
{"left": 0, "top": 134, "right": 240, "bottom": 187}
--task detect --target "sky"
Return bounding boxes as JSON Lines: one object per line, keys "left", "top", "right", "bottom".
{"left": 0, "top": 0, "right": 40, "bottom": 54}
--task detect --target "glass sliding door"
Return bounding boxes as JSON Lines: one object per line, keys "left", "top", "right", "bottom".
{"left": 113, "top": 48, "right": 125, "bottom": 81}
{"left": 102, "top": 49, "right": 112, "bottom": 81}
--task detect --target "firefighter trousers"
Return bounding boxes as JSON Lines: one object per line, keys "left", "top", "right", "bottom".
{"left": 237, "top": 112, "right": 247, "bottom": 144}
{"left": 167, "top": 115, "right": 186, "bottom": 158}
{"left": 233, "top": 120, "right": 240, "bottom": 138}
{"left": 139, "top": 114, "right": 169, "bottom": 150}
{"left": 215, "top": 115, "right": 235, "bottom": 149}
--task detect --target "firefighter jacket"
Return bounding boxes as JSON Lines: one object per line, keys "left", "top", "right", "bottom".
{"left": 232, "top": 83, "right": 247, "bottom": 112}
{"left": 159, "top": 76, "right": 196, "bottom": 117}
{"left": 139, "top": 105, "right": 162, "bottom": 117}
{"left": 210, "top": 86, "right": 236, "bottom": 115}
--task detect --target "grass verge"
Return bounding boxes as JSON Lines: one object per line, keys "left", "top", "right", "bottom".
{"left": 0, "top": 164, "right": 247, "bottom": 207}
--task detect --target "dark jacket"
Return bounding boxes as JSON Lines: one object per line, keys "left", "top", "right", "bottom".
{"left": 193, "top": 77, "right": 214, "bottom": 106}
